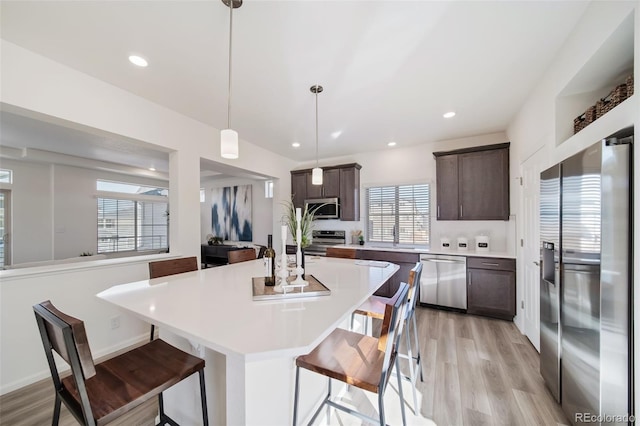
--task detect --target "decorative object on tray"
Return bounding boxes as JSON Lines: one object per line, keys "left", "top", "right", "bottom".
{"left": 274, "top": 225, "right": 290, "bottom": 293}
{"left": 289, "top": 208, "right": 308, "bottom": 287}
{"left": 252, "top": 275, "right": 330, "bottom": 300}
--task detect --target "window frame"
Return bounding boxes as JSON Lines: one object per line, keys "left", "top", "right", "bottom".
{"left": 365, "top": 183, "right": 431, "bottom": 246}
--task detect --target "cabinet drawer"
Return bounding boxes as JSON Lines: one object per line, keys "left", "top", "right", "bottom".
{"left": 467, "top": 257, "right": 515, "bottom": 271}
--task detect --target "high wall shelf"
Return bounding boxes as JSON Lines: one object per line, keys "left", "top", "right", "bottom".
{"left": 555, "top": 12, "right": 635, "bottom": 147}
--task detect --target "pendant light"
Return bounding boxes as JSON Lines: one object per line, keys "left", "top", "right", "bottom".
{"left": 220, "top": 0, "right": 242, "bottom": 159}
{"left": 311, "top": 84, "right": 323, "bottom": 185}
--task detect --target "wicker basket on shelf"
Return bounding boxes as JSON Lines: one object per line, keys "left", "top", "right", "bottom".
{"left": 596, "top": 83, "right": 628, "bottom": 118}
{"left": 627, "top": 74, "right": 634, "bottom": 97}
{"left": 573, "top": 105, "right": 597, "bottom": 134}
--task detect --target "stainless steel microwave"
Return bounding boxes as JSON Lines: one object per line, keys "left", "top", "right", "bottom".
{"left": 305, "top": 198, "right": 340, "bottom": 219}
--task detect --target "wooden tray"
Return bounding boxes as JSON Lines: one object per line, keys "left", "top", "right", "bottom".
{"left": 252, "top": 275, "right": 330, "bottom": 301}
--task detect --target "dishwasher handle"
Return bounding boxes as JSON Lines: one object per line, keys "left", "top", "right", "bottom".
{"left": 422, "top": 258, "right": 466, "bottom": 264}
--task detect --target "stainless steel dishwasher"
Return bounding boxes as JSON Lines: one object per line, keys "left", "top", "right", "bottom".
{"left": 419, "top": 254, "right": 467, "bottom": 310}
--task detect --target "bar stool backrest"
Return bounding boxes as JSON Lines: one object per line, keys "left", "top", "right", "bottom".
{"left": 407, "top": 262, "right": 423, "bottom": 312}
{"left": 34, "top": 301, "right": 96, "bottom": 424}
{"left": 378, "top": 282, "right": 409, "bottom": 389}
{"left": 149, "top": 256, "right": 198, "bottom": 279}
{"left": 228, "top": 248, "right": 257, "bottom": 264}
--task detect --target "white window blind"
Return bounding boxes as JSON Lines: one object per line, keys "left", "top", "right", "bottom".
{"left": 366, "top": 184, "right": 430, "bottom": 245}
{"left": 97, "top": 198, "right": 168, "bottom": 253}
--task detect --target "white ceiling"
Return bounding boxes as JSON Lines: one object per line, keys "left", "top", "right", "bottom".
{"left": 1, "top": 1, "right": 590, "bottom": 162}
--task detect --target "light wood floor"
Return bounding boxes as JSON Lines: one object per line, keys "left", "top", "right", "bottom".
{"left": 0, "top": 307, "right": 567, "bottom": 426}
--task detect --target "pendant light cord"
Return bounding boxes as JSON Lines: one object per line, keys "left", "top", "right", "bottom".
{"left": 227, "top": 1, "right": 233, "bottom": 129}
{"left": 315, "top": 87, "right": 319, "bottom": 167}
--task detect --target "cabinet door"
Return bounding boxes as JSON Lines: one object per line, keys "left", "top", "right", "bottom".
{"left": 339, "top": 167, "right": 360, "bottom": 221}
{"left": 459, "top": 148, "right": 509, "bottom": 220}
{"left": 436, "top": 155, "right": 459, "bottom": 220}
{"left": 467, "top": 268, "right": 515, "bottom": 319}
{"left": 291, "top": 172, "right": 307, "bottom": 209}
{"left": 322, "top": 168, "right": 340, "bottom": 198}
{"left": 306, "top": 172, "right": 323, "bottom": 199}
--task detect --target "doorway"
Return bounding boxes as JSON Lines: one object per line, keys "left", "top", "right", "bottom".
{"left": 521, "top": 148, "right": 545, "bottom": 351}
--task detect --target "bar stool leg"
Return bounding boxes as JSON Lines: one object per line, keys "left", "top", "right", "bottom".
{"left": 52, "top": 393, "right": 61, "bottom": 426}
{"left": 292, "top": 366, "right": 301, "bottom": 426}
{"left": 411, "top": 313, "right": 423, "bottom": 382}
{"left": 199, "top": 370, "right": 209, "bottom": 426}
{"left": 378, "top": 391, "right": 386, "bottom": 426}
{"left": 395, "top": 357, "right": 407, "bottom": 426}
{"left": 404, "top": 320, "right": 418, "bottom": 410}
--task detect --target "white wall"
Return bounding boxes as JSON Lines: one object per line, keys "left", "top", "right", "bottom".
{"left": 506, "top": 0, "right": 638, "bottom": 395}
{"left": 200, "top": 177, "right": 273, "bottom": 247}
{"left": 0, "top": 41, "right": 296, "bottom": 394}
{"left": 298, "top": 132, "right": 516, "bottom": 253}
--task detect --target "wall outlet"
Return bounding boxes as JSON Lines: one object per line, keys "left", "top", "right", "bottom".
{"left": 110, "top": 315, "right": 121, "bottom": 330}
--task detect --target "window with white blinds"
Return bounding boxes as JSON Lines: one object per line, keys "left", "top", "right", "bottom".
{"left": 97, "top": 198, "right": 168, "bottom": 253}
{"left": 366, "top": 184, "right": 430, "bottom": 245}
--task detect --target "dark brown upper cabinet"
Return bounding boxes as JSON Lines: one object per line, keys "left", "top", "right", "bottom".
{"left": 434, "top": 143, "right": 510, "bottom": 221}
{"left": 290, "top": 163, "right": 361, "bottom": 221}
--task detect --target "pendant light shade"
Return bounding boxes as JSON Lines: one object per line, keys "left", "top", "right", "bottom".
{"left": 220, "top": 0, "right": 242, "bottom": 159}
{"left": 220, "top": 129, "right": 239, "bottom": 159}
{"left": 312, "top": 167, "right": 323, "bottom": 185}
{"left": 310, "top": 84, "right": 323, "bottom": 186}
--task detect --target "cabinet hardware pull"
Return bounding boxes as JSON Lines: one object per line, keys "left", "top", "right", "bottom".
{"left": 460, "top": 205, "right": 463, "bottom": 217}
{"left": 468, "top": 272, "right": 471, "bottom": 286}
{"left": 437, "top": 206, "right": 440, "bottom": 218}
{"left": 482, "top": 262, "right": 500, "bottom": 266}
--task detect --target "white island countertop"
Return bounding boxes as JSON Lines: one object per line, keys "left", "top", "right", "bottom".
{"left": 97, "top": 256, "right": 399, "bottom": 362}
{"left": 97, "top": 257, "right": 400, "bottom": 425}
{"left": 337, "top": 244, "right": 515, "bottom": 259}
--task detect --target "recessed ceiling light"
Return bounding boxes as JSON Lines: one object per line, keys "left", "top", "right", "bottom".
{"left": 148, "top": 167, "right": 156, "bottom": 171}
{"left": 388, "top": 142, "right": 397, "bottom": 147}
{"left": 331, "top": 131, "right": 342, "bottom": 139}
{"left": 292, "top": 142, "right": 301, "bottom": 148}
{"left": 443, "top": 111, "right": 456, "bottom": 118}
{"left": 128, "top": 55, "right": 148, "bottom": 67}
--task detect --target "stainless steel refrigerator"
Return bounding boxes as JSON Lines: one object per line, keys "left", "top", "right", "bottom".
{"left": 539, "top": 127, "right": 633, "bottom": 425}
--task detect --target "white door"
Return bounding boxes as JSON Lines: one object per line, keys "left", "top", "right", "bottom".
{"left": 521, "top": 149, "right": 544, "bottom": 351}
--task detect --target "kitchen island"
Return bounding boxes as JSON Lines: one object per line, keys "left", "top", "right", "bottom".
{"left": 97, "top": 256, "right": 399, "bottom": 425}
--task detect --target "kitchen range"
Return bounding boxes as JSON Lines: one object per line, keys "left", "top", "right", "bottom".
{"left": 304, "top": 230, "right": 346, "bottom": 256}
{"left": 539, "top": 127, "right": 633, "bottom": 425}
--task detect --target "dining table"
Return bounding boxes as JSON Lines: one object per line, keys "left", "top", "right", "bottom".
{"left": 97, "top": 255, "right": 399, "bottom": 425}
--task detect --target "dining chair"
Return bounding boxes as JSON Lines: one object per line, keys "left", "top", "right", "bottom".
{"left": 33, "top": 300, "right": 208, "bottom": 426}
{"left": 325, "top": 247, "right": 356, "bottom": 259}
{"left": 148, "top": 256, "right": 199, "bottom": 340}
{"left": 351, "top": 262, "right": 424, "bottom": 410}
{"left": 292, "top": 282, "right": 409, "bottom": 426}
{"left": 227, "top": 248, "right": 256, "bottom": 264}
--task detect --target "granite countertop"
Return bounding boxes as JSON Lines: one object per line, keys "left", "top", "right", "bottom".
{"left": 337, "top": 244, "right": 515, "bottom": 259}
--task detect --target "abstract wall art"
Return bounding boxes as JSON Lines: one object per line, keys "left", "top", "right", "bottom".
{"left": 211, "top": 184, "right": 252, "bottom": 242}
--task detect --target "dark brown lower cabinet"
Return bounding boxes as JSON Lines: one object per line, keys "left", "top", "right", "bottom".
{"left": 357, "top": 250, "right": 420, "bottom": 297}
{"left": 466, "top": 257, "right": 516, "bottom": 320}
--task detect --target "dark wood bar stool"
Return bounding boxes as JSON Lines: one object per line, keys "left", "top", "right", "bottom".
{"left": 351, "top": 262, "right": 424, "bottom": 410}
{"left": 292, "top": 282, "right": 409, "bottom": 426}
{"left": 227, "top": 248, "right": 256, "bottom": 264}
{"left": 325, "top": 247, "right": 356, "bottom": 259}
{"left": 148, "top": 256, "right": 199, "bottom": 341}
{"left": 33, "top": 300, "right": 208, "bottom": 426}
